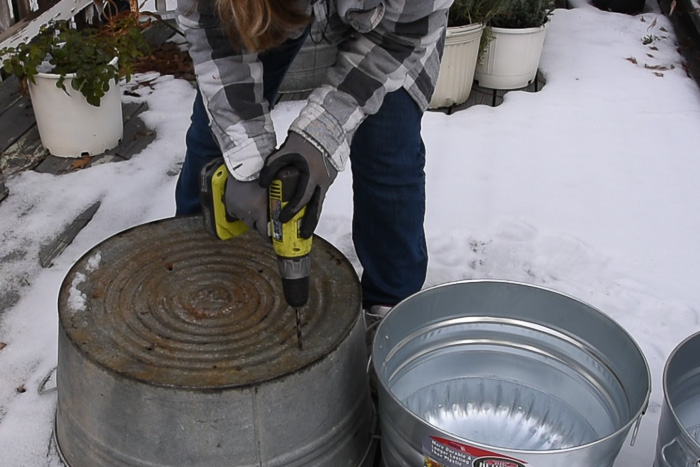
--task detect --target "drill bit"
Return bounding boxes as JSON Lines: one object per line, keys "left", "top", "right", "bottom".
{"left": 294, "top": 307, "right": 303, "bottom": 350}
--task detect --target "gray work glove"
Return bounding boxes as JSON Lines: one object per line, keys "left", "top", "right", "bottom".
{"left": 259, "top": 132, "right": 338, "bottom": 238}
{"left": 224, "top": 174, "right": 269, "bottom": 237}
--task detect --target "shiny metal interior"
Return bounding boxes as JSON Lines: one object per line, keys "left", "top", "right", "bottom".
{"left": 385, "top": 316, "right": 627, "bottom": 450}
{"left": 373, "top": 280, "right": 650, "bottom": 466}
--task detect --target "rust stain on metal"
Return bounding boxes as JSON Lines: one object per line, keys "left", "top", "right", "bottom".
{"left": 57, "top": 217, "right": 361, "bottom": 389}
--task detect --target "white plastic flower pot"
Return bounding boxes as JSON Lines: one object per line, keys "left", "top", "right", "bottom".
{"left": 474, "top": 25, "right": 548, "bottom": 90}
{"left": 429, "top": 23, "right": 484, "bottom": 109}
{"left": 28, "top": 71, "right": 123, "bottom": 158}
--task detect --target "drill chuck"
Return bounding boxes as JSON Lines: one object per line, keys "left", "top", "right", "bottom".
{"left": 278, "top": 256, "right": 310, "bottom": 307}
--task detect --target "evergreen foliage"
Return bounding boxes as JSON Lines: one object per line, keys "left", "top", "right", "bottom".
{"left": 490, "top": 0, "right": 555, "bottom": 28}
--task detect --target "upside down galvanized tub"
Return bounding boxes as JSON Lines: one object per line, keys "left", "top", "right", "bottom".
{"left": 655, "top": 331, "right": 700, "bottom": 467}
{"left": 372, "top": 280, "right": 650, "bottom": 467}
{"left": 56, "top": 216, "right": 373, "bottom": 466}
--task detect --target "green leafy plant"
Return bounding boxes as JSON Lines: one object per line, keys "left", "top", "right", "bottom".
{"left": 489, "top": 0, "right": 555, "bottom": 29}
{"left": 0, "top": 12, "right": 149, "bottom": 106}
{"left": 448, "top": 0, "right": 512, "bottom": 27}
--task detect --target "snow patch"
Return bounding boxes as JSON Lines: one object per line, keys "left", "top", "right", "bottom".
{"left": 86, "top": 252, "right": 101, "bottom": 272}
{"left": 67, "top": 272, "right": 87, "bottom": 313}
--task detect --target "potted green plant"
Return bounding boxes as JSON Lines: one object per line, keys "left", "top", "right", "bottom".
{"left": 474, "top": 0, "right": 555, "bottom": 90}
{"left": 430, "top": 0, "right": 511, "bottom": 109}
{"left": 0, "top": 12, "right": 149, "bottom": 157}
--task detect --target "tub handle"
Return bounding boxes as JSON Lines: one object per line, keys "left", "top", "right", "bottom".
{"left": 38, "top": 366, "right": 57, "bottom": 395}
{"left": 629, "top": 415, "right": 643, "bottom": 446}
{"left": 660, "top": 437, "right": 700, "bottom": 466}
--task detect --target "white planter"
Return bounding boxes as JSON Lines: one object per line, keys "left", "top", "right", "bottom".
{"left": 429, "top": 23, "right": 484, "bottom": 109}
{"left": 474, "top": 25, "right": 548, "bottom": 90}
{"left": 28, "top": 72, "right": 123, "bottom": 158}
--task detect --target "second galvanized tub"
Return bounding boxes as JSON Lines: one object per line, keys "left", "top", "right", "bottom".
{"left": 56, "top": 216, "right": 373, "bottom": 466}
{"left": 372, "top": 280, "right": 650, "bottom": 467}
{"left": 654, "top": 331, "right": 700, "bottom": 467}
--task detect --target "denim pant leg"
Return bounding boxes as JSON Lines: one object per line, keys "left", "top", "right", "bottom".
{"left": 350, "top": 89, "right": 428, "bottom": 309}
{"left": 174, "top": 30, "right": 310, "bottom": 216}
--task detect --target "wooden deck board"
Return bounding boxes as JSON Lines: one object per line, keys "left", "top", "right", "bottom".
{"left": 0, "top": 78, "right": 35, "bottom": 154}
{"left": 1, "top": 125, "right": 48, "bottom": 175}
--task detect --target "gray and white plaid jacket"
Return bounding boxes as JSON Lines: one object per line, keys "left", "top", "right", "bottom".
{"left": 177, "top": 0, "right": 452, "bottom": 181}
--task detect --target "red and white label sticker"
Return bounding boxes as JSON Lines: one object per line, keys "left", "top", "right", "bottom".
{"left": 422, "top": 436, "right": 527, "bottom": 467}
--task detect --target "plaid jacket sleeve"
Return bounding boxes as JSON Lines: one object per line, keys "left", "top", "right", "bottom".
{"left": 176, "top": 0, "right": 281, "bottom": 181}
{"left": 290, "top": 0, "right": 451, "bottom": 171}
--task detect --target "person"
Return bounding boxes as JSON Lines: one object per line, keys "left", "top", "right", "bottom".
{"left": 175, "top": 0, "right": 452, "bottom": 324}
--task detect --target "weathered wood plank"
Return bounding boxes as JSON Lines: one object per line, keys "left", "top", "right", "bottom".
{"left": 0, "top": 125, "right": 48, "bottom": 176}
{"left": 34, "top": 154, "right": 85, "bottom": 174}
{"left": 0, "top": 97, "right": 35, "bottom": 152}
{"left": 0, "top": 176, "right": 7, "bottom": 202}
{"left": 0, "top": 75, "right": 23, "bottom": 113}
{"left": 0, "top": 0, "right": 13, "bottom": 42}
{"left": 0, "top": 76, "right": 35, "bottom": 152}
{"left": 111, "top": 104, "right": 155, "bottom": 160}
{"left": 39, "top": 201, "right": 101, "bottom": 268}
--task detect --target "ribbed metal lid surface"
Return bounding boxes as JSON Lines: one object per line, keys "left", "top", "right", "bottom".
{"left": 58, "top": 216, "right": 361, "bottom": 389}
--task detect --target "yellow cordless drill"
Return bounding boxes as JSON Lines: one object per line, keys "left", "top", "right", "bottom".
{"left": 200, "top": 159, "right": 311, "bottom": 349}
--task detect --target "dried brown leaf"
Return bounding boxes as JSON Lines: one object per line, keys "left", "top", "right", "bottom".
{"left": 654, "top": 72, "right": 664, "bottom": 77}
{"left": 0, "top": 342, "right": 6, "bottom": 350}
{"left": 16, "top": 385, "right": 26, "bottom": 393}
{"left": 626, "top": 56, "right": 638, "bottom": 64}
{"left": 71, "top": 156, "right": 92, "bottom": 170}
{"left": 645, "top": 63, "right": 674, "bottom": 70}
{"left": 650, "top": 46, "right": 659, "bottom": 51}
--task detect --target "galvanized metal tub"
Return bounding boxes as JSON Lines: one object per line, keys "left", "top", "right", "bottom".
{"left": 372, "top": 280, "right": 650, "bottom": 467}
{"left": 655, "top": 331, "right": 700, "bottom": 467}
{"left": 56, "top": 216, "right": 373, "bottom": 466}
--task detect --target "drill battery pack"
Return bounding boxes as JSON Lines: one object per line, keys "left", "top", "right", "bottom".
{"left": 199, "top": 159, "right": 248, "bottom": 240}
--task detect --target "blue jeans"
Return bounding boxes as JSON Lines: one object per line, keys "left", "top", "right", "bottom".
{"left": 175, "top": 37, "right": 427, "bottom": 309}
{"left": 175, "top": 30, "right": 310, "bottom": 215}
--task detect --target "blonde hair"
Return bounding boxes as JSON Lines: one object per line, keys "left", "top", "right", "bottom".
{"left": 215, "top": 0, "right": 310, "bottom": 52}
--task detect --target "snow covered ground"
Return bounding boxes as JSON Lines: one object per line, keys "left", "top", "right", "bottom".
{"left": 1, "top": 0, "right": 700, "bottom": 464}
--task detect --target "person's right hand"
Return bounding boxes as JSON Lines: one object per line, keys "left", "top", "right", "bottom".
{"left": 224, "top": 174, "right": 269, "bottom": 237}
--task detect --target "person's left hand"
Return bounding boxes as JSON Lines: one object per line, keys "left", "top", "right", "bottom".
{"left": 259, "top": 132, "right": 337, "bottom": 238}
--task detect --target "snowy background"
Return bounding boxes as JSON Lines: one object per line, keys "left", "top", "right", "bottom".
{"left": 2, "top": 0, "right": 700, "bottom": 464}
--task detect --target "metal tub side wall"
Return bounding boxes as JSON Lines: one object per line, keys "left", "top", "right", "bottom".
{"left": 56, "top": 314, "right": 372, "bottom": 467}
{"left": 378, "top": 383, "right": 628, "bottom": 467}
{"left": 654, "top": 331, "right": 700, "bottom": 467}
